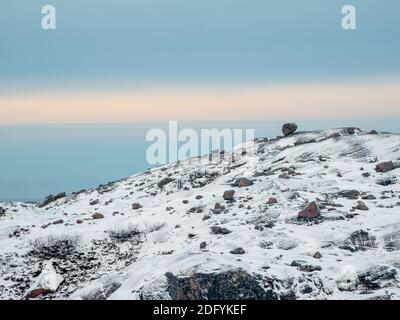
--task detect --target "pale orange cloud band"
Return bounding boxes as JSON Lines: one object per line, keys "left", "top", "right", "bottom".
{"left": 0, "top": 81, "right": 399, "bottom": 125}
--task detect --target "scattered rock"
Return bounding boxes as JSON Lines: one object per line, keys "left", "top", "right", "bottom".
{"left": 195, "top": 195, "right": 203, "bottom": 200}
{"left": 353, "top": 201, "right": 369, "bottom": 211}
{"left": 132, "top": 203, "right": 142, "bottom": 210}
{"left": 92, "top": 213, "right": 105, "bottom": 220}
{"left": 188, "top": 206, "right": 204, "bottom": 214}
{"left": 376, "top": 177, "right": 397, "bottom": 186}
{"left": 298, "top": 202, "right": 320, "bottom": 219}
{"left": 211, "top": 226, "right": 231, "bottom": 235}
{"left": 290, "top": 260, "right": 321, "bottom": 272}
{"left": 212, "top": 202, "right": 225, "bottom": 214}
{"left": 223, "top": 190, "right": 235, "bottom": 201}
{"left": 89, "top": 199, "right": 99, "bottom": 206}
{"left": 375, "top": 161, "right": 395, "bottom": 173}
{"left": 282, "top": 123, "right": 298, "bottom": 136}
{"left": 300, "top": 285, "right": 313, "bottom": 294}
{"left": 0, "top": 207, "right": 6, "bottom": 216}
{"left": 76, "top": 219, "right": 83, "bottom": 224}
{"left": 298, "top": 265, "right": 321, "bottom": 272}
{"left": 232, "top": 177, "right": 253, "bottom": 188}
{"left": 200, "top": 242, "right": 207, "bottom": 249}
{"left": 290, "top": 260, "right": 307, "bottom": 267}
{"left": 362, "top": 172, "right": 371, "bottom": 178}
{"left": 313, "top": 251, "right": 322, "bottom": 259}
{"left": 157, "top": 177, "right": 175, "bottom": 189}
{"left": 230, "top": 247, "right": 245, "bottom": 255}
{"left": 52, "top": 219, "right": 64, "bottom": 225}
{"left": 278, "top": 172, "right": 291, "bottom": 179}
{"left": 337, "top": 190, "right": 360, "bottom": 200}
{"left": 361, "top": 194, "right": 376, "bottom": 200}
{"left": 267, "top": 197, "right": 278, "bottom": 205}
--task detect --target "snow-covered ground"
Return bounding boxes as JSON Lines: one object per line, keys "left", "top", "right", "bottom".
{"left": 1, "top": 127, "right": 399, "bottom": 300}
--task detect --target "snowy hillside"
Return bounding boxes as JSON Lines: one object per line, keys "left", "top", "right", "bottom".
{"left": 1, "top": 126, "right": 400, "bottom": 300}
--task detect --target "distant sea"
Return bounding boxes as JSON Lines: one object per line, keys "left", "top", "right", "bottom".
{"left": 0, "top": 117, "right": 399, "bottom": 202}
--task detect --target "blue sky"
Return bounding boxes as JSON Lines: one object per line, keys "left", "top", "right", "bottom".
{"left": 1, "top": 0, "right": 399, "bottom": 92}
{"left": 0, "top": 1, "right": 399, "bottom": 200}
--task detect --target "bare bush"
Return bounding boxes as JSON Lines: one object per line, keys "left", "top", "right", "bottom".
{"left": 108, "top": 225, "right": 142, "bottom": 243}
{"left": 29, "top": 234, "right": 80, "bottom": 259}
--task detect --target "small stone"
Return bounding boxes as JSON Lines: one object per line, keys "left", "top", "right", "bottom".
{"left": 337, "top": 190, "right": 360, "bottom": 200}
{"left": 182, "top": 200, "right": 189, "bottom": 204}
{"left": 157, "top": 177, "right": 174, "bottom": 189}
{"left": 132, "top": 203, "right": 142, "bottom": 210}
{"left": 353, "top": 201, "right": 369, "bottom": 211}
{"left": 362, "top": 194, "right": 376, "bottom": 200}
{"left": 377, "top": 177, "right": 397, "bottom": 186}
{"left": 223, "top": 190, "right": 235, "bottom": 201}
{"left": 232, "top": 177, "right": 253, "bottom": 188}
{"left": 375, "top": 161, "right": 395, "bottom": 173}
{"left": 267, "top": 197, "right": 278, "bottom": 205}
{"left": 76, "top": 219, "right": 83, "bottom": 224}
{"left": 200, "top": 241, "right": 207, "bottom": 249}
{"left": 89, "top": 199, "right": 99, "bottom": 206}
{"left": 282, "top": 123, "right": 298, "bottom": 136}
{"left": 278, "top": 172, "right": 291, "bottom": 179}
{"left": 230, "top": 247, "right": 245, "bottom": 255}
{"left": 298, "top": 265, "right": 322, "bottom": 272}
{"left": 313, "top": 251, "right": 322, "bottom": 259}
{"left": 290, "top": 260, "right": 307, "bottom": 267}
{"left": 298, "top": 202, "right": 320, "bottom": 219}
{"left": 195, "top": 195, "right": 203, "bottom": 200}
{"left": 92, "top": 213, "right": 104, "bottom": 220}
{"left": 211, "top": 226, "right": 231, "bottom": 235}
{"left": 300, "top": 285, "right": 313, "bottom": 294}
{"left": 52, "top": 219, "right": 64, "bottom": 225}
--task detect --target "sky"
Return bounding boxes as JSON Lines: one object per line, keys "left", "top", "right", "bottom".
{"left": 0, "top": 1, "right": 399, "bottom": 200}
{"left": 0, "top": 0, "right": 399, "bottom": 124}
